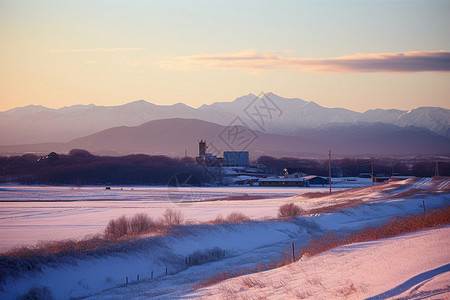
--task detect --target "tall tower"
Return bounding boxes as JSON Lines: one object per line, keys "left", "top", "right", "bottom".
{"left": 199, "top": 140, "right": 207, "bottom": 156}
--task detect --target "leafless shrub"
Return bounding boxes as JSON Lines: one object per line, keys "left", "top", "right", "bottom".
{"left": 226, "top": 211, "right": 250, "bottom": 223}
{"left": 104, "top": 215, "right": 128, "bottom": 239}
{"left": 129, "top": 213, "right": 154, "bottom": 234}
{"left": 278, "top": 203, "right": 304, "bottom": 218}
{"left": 163, "top": 208, "right": 184, "bottom": 226}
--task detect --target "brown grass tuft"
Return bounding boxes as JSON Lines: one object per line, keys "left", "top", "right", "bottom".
{"left": 226, "top": 212, "right": 250, "bottom": 223}
{"left": 278, "top": 203, "right": 305, "bottom": 218}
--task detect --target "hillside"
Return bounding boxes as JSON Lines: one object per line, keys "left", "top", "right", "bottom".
{"left": 0, "top": 118, "right": 448, "bottom": 157}
{"left": 1, "top": 93, "right": 449, "bottom": 146}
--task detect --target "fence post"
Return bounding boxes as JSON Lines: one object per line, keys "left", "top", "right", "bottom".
{"left": 151, "top": 271, "right": 153, "bottom": 279}
{"left": 137, "top": 274, "right": 139, "bottom": 281}
{"left": 166, "top": 267, "right": 168, "bottom": 275}
{"left": 126, "top": 276, "right": 128, "bottom": 285}
{"left": 291, "top": 241, "right": 295, "bottom": 263}
{"left": 423, "top": 199, "right": 426, "bottom": 214}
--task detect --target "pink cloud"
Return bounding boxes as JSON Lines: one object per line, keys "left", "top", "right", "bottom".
{"left": 157, "top": 50, "right": 450, "bottom": 73}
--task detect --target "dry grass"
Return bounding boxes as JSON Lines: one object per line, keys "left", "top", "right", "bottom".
{"left": 194, "top": 206, "right": 450, "bottom": 290}
{"left": 193, "top": 271, "right": 235, "bottom": 289}
{"left": 299, "top": 206, "right": 450, "bottom": 258}
{"left": 201, "top": 212, "right": 251, "bottom": 225}
{"left": 2, "top": 235, "right": 112, "bottom": 258}
{"left": 307, "top": 199, "right": 364, "bottom": 215}
{"left": 226, "top": 212, "right": 250, "bottom": 223}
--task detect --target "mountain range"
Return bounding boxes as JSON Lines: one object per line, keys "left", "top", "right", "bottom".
{"left": 1, "top": 118, "right": 448, "bottom": 158}
{"left": 0, "top": 93, "right": 449, "bottom": 157}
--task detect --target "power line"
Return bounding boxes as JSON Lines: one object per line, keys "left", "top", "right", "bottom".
{"left": 371, "top": 158, "right": 374, "bottom": 185}
{"left": 328, "top": 150, "right": 331, "bottom": 194}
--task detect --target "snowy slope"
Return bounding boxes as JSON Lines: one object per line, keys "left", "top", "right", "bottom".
{"left": 1, "top": 178, "right": 448, "bottom": 299}
{"left": 190, "top": 226, "right": 450, "bottom": 299}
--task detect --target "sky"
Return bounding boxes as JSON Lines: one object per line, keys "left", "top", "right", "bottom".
{"left": 1, "top": 0, "right": 449, "bottom": 112}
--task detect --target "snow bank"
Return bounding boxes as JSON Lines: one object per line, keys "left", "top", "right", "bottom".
{"left": 191, "top": 226, "right": 450, "bottom": 299}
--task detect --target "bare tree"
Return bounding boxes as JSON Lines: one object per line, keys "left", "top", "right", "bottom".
{"left": 129, "top": 213, "right": 154, "bottom": 233}
{"left": 105, "top": 215, "right": 128, "bottom": 239}
{"left": 163, "top": 208, "right": 184, "bottom": 226}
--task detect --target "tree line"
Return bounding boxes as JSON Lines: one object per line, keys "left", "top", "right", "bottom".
{"left": 0, "top": 150, "right": 448, "bottom": 186}
{"left": 0, "top": 149, "right": 208, "bottom": 186}
{"left": 255, "top": 156, "right": 449, "bottom": 177}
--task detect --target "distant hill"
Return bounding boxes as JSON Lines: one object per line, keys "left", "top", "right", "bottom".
{"left": 1, "top": 118, "right": 448, "bottom": 157}
{"left": 0, "top": 93, "right": 449, "bottom": 146}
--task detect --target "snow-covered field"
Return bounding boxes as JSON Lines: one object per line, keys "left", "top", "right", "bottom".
{"left": 0, "top": 177, "right": 449, "bottom": 299}
{"left": 0, "top": 185, "right": 302, "bottom": 251}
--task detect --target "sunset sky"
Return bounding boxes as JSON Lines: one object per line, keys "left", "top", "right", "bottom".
{"left": 1, "top": 0, "right": 449, "bottom": 112}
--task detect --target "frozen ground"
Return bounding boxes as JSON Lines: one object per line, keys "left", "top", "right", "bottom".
{"left": 0, "top": 185, "right": 302, "bottom": 251}
{"left": 0, "top": 177, "right": 449, "bottom": 299}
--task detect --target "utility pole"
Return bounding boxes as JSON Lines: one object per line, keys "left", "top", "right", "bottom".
{"left": 371, "top": 159, "right": 374, "bottom": 185}
{"left": 435, "top": 161, "right": 439, "bottom": 177}
{"left": 328, "top": 150, "right": 331, "bottom": 194}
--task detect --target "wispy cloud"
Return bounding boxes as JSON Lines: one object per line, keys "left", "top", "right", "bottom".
{"left": 157, "top": 50, "right": 450, "bottom": 73}
{"left": 49, "top": 47, "right": 142, "bottom": 53}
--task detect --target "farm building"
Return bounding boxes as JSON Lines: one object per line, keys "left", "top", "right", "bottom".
{"left": 258, "top": 178, "right": 308, "bottom": 187}
{"left": 223, "top": 151, "right": 249, "bottom": 167}
{"left": 302, "top": 175, "right": 329, "bottom": 185}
